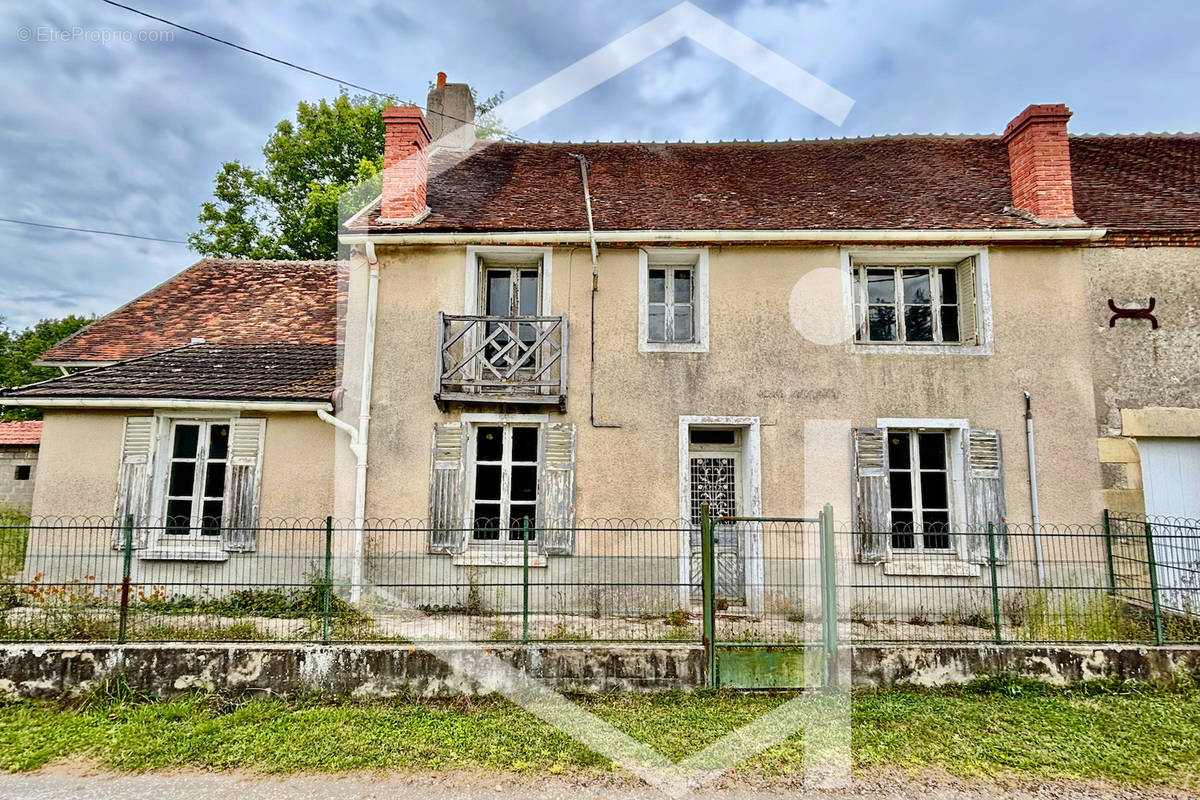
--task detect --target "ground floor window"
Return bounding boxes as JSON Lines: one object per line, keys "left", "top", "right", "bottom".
{"left": 163, "top": 420, "right": 230, "bottom": 538}
{"left": 887, "top": 430, "right": 952, "bottom": 552}
{"left": 471, "top": 423, "right": 539, "bottom": 543}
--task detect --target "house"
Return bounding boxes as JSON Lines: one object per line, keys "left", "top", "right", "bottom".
{"left": 3, "top": 84, "right": 1198, "bottom": 618}
{"left": 0, "top": 421, "right": 41, "bottom": 514}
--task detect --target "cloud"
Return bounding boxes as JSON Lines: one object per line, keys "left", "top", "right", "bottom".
{"left": 1, "top": 0, "right": 1198, "bottom": 328}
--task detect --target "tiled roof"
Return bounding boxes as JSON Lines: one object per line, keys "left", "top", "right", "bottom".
{"left": 0, "top": 421, "right": 42, "bottom": 446}
{"left": 348, "top": 134, "right": 1200, "bottom": 234}
{"left": 4, "top": 344, "right": 336, "bottom": 403}
{"left": 40, "top": 259, "right": 341, "bottom": 364}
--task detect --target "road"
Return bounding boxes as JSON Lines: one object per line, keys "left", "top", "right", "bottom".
{"left": 0, "top": 766, "right": 1186, "bottom": 800}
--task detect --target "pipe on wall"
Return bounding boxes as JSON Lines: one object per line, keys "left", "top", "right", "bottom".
{"left": 1025, "top": 390, "right": 1045, "bottom": 583}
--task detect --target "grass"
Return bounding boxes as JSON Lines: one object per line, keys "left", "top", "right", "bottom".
{"left": 0, "top": 508, "right": 29, "bottom": 578}
{"left": 0, "top": 678, "right": 1198, "bottom": 785}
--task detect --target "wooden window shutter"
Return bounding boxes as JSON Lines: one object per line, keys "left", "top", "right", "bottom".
{"left": 956, "top": 257, "right": 978, "bottom": 346}
{"left": 428, "top": 422, "right": 466, "bottom": 554}
{"left": 223, "top": 418, "right": 265, "bottom": 552}
{"left": 538, "top": 422, "right": 577, "bottom": 555}
{"left": 113, "top": 416, "right": 157, "bottom": 549}
{"left": 962, "top": 428, "right": 1007, "bottom": 564}
{"left": 852, "top": 427, "right": 890, "bottom": 563}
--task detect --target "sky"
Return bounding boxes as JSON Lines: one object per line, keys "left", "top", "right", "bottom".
{"left": 1, "top": 0, "right": 1199, "bottom": 329}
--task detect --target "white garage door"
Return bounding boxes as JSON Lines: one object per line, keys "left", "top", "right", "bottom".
{"left": 1138, "top": 438, "right": 1200, "bottom": 615}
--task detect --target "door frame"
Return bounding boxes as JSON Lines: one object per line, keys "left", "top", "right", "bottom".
{"left": 677, "top": 415, "right": 763, "bottom": 612}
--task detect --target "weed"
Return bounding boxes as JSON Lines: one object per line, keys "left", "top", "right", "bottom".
{"left": 664, "top": 609, "right": 690, "bottom": 628}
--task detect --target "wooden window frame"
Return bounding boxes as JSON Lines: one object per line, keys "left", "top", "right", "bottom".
{"left": 466, "top": 420, "right": 544, "bottom": 547}
{"left": 160, "top": 419, "right": 231, "bottom": 541}
{"left": 639, "top": 248, "right": 710, "bottom": 353}
{"left": 886, "top": 429, "right": 954, "bottom": 554}
{"left": 853, "top": 264, "right": 961, "bottom": 345}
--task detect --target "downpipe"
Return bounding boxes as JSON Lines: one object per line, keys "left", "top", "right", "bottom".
{"left": 317, "top": 242, "right": 380, "bottom": 605}
{"left": 1025, "top": 390, "right": 1045, "bottom": 584}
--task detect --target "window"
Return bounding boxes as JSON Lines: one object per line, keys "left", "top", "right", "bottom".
{"left": 163, "top": 421, "right": 229, "bottom": 538}
{"left": 688, "top": 427, "right": 742, "bottom": 524}
{"left": 648, "top": 267, "right": 694, "bottom": 343}
{"left": 854, "top": 265, "right": 965, "bottom": 344}
{"left": 14, "top": 465, "right": 31, "bottom": 481}
{"left": 846, "top": 252, "right": 986, "bottom": 350}
{"left": 887, "top": 431, "right": 952, "bottom": 552}
{"left": 471, "top": 424, "right": 539, "bottom": 543}
{"left": 639, "top": 249, "right": 709, "bottom": 353}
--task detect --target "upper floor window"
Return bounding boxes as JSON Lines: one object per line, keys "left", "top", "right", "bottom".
{"left": 639, "top": 248, "right": 710, "bottom": 353}
{"left": 845, "top": 251, "right": 989, "bottom": 353}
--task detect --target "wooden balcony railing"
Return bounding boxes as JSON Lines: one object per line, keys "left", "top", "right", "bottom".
{"left": 435, "top": 313, "right": 567, "bottom": 409}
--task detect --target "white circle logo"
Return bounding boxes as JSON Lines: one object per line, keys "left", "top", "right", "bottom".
{"left": 788, "top": 267, "right": 856, "bottom": 346}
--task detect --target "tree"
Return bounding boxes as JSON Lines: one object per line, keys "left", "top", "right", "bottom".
{"left": 0, "top": 315, "right": 94, "bottom": 421}
{"left": 190, "top": 91, "right": 506, "bottom": 261}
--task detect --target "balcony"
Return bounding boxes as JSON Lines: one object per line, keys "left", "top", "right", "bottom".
{"left": 435, "top": 313, "right": 568, "bottom": 409}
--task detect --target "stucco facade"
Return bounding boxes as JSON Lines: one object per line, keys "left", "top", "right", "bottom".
{"left": 30, "top": 409, "right": 335, "bottom": 522}
{"left": 340, "top": 242, "right": 1103, "bottom": 526}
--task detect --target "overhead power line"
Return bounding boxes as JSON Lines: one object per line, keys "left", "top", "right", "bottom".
{"left": 0, "top": 216, "right": 189, "bottom": 244}
{"left": 99, "top": 0, "right": 391, "bottom": 98}
{"left": 98, "top": 0, "right": 518, "bottom": 140}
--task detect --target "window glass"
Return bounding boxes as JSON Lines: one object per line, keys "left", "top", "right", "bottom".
{"left": 476, "top": 426, "right": 503, "bottom": 461}
{"left": 690, "top": 429, "right": 737, "bottom": 446}
{"left": 172, "top": 424, "right": 199, "bottom": 458}
{"left": 487, "top": 272, "right": 510, "bottom": 316}
{"left": 868, "top": 306, "right": 897, "bottom": 341}
{"left": 14, "top": 465, "right": 31, "bottom": 481}
{"left": 648, "top": 269, "right": 666, "bottom": 303}
{"left": 519, "top": 271, "right": 539, "bottom": 316}
{"left": 673, "top": 306, "right": 693, "bottom": 342}
{"left": 648, "top": 306, "right": 666, "bottom": 342}
{"left": 673, "top": 270, "right": 692, "bottom": 303}
{"left": 866, "top": 269, "right": 895, "bottom": 303}
{"left": 208, "top": 424, "right": 229, "bottom": 460}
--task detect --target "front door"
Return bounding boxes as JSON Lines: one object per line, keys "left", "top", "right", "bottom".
{"left": 484, "top": 267, "right": 540, "bottom": 374}
{"left": 688, "top": 428, "right": 745, "bottom": 604}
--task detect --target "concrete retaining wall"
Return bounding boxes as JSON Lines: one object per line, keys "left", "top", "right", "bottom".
{"left": 1, "top": 643, "right": 1197, "bottom": 698}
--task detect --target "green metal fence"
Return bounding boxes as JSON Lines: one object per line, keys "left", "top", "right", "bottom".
{"left": 0, "top": 511, "right": 1197, "bottom": 647}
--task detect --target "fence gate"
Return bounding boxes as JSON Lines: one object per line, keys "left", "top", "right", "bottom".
{"left": 698, "top": 504, "right": 838, "bottom": 689}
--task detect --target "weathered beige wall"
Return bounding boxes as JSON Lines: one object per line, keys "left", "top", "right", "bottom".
{"left": 30, "top": 410, "right": 333, "bottom": 521}
{"left": 366, "top": 243, "right": 1102, "bottom": 526}
{"left": 1084, "top": 247, "right": 1200, "bottom": 513}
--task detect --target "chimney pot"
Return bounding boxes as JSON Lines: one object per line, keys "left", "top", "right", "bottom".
{"left": 1002, "top": 103, "right": 1077, "bottom": 222}
{"left": 436, "top": 71, "right": 447, "bottom": 88}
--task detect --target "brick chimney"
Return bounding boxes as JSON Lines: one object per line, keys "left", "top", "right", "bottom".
{"left": 380, "top": 105, "right": 432, "bottom": 222}
{"left": 1002, "top": 103, "right": 1078, "bottom": 223}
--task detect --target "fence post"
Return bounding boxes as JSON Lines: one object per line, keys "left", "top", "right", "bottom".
{"left": 522, "top": 516, "right": 531, "bottom": 643}
{"left": 819, "top": 504, "right": 838, "bottom": 688}
{"left": 1144, "top": 521, "right": 1165, "bottom": 645}
{"left": 700, "top": 502, "right": 716, "bottom": 689}
{"left": 322, "top": 516, "right": 333, "bottom": 644}
{"left": 1102, "top": 509, "right": 1117, "bottom": 595}
{"left": 987, "top": 522, "right": 1003, "bottom": 644}
{"left": 117, "top": 514, "right": 134, "bottom": 644}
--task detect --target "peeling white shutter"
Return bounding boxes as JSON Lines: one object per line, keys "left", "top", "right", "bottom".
{"left": 113, "top": 416, "right": 157, "bottom": 548}
{"left": 428, "top": 422, "right": 466, "bottom": 553}
{"left": 223, "top": 418, "right": 265, "bottom": 552}
{"left": 956, "top": 257, "right": 978, "bottom": 346}
{"left": 963, "top": 428, "right": 1007, "bottom": 564}
{"left": 538, "top": 422, "right": 577, "bottom": 555}
{"left": 852, "top": 428, "right": 890, "bottom": 563}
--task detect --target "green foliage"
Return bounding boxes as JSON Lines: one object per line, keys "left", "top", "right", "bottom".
{"left": 138, "top": 578, "right": 360, "bottom": 622}
{"left": 0, "top": 315, "right": 94, "bottom": 420}
{"left": 1004, "top": 589, "right": 1151, "bottom": 642}
{"left": 189, "top": 90, "right": 506, "bottom": 261}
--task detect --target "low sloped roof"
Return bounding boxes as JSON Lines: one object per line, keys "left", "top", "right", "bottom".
{"left": 40, "top": 259, "right": 341, "bottom": 365}
{"left": 0, "top": 420, "right": 42, "bottom": 446}
{"left": 5, "top": 344, "right": 336, "bottom": 403}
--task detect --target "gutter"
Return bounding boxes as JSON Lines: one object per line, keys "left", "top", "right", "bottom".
{"left": 341, "top": 227, "right": 1108, "bottom": 246}
{"left": 0, "top": 397, "right": 332, "bottom": 412}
